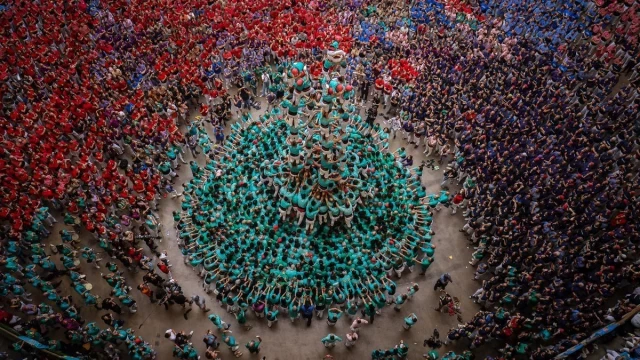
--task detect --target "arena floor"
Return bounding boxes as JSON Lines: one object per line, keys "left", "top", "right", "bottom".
{"left": 45, "top": 95, "right": 481, "bottom": 360}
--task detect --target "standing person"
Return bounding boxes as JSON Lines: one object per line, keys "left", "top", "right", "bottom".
{"left": 450, "top": 190, "right": 465, "bottom": 215}
{"left": 366, "top": 106, "right": 378, "bottom": 131}
{"left": 203, "top": 330, "right": 219, "bottom": 349}
{"left": 435, "top": 291, "right": 453, "bottom": 312}
{"left": 321, "top": 334, "right": 342, "bottom": 348}
{"left": 247, "top": 72, "right": 257, "bottom": 96}
{"left": 288, "top": 299, "right": 300, "bottom": 323}
{"left": 101, "top": 313, "right": 124, "bottom": 328}
{"left": 345, "top": 331, "right": 359, "bottom": 349}
{"left": 327, "top": 308, "right": 342, "bottom": 326}
{"left": 265, "top": 307, "right": 278, "bottom": 328}
{"left": 208, "top": 313, "right": 230, "bottom": 331}
{"left": 80, "top": 247, "right": 102, "bottom": 268}
{"left": 434, "top": 273, "right": 453, "bottom": 291}
{"left": 191, "top": 294, "right": 211, "bottom": 313}
{"left": 389, "top": 116, "right": 401, "bottom": 139}
{"left": 359, "top": 74, "right": 371, "bottom": 104}
{"left": 362, "top": 303, "right": 376, "bottom": 324}
{"left": 214, "top": 126, "right": 225, "bottom": 145}
{"left": 165, "top": 329, "right": 178, "bottom": 343}
{"left": 169, "top": 291, "right": 192, "bottom": 319}
{"left": 101, "top": 297, "right": 122, "bottom": 314}
{"left": 222, "top": 330, "right": 242, "bottom": 357}
{"left": 396, "top": 340, "right": 409, "bottom": 359}
{"left": 407, "top": 283, "right": 420, "bottom": 300}
{"left": 261, "top": 72, "right": 271, "bottom": 97}
{"left": 301, "top": 298, "right": 315, "bottom": 327}
{"left": 402, "top": 120, "right": 414, "bottom": 143}
{"left": 424, "top": 328, "right": 442, "bottom": 349}
{"left": 252, "top": 299, "right": 266, "bottom": 318}
{"left": 166, "top": 329, "right": 193, "bottom": 346}
{"left": 419, "top": 256, "right": 434, "bottom": 275}
{"left": 350, "top": 318, "right": 369, "bottom": 333}
{"left": 389, "top": 89, "right": 400, "bottom": 115}
{"left": 403, "top": 313, "right": 418, "bottom": 331}
{"left": 236, "top": 307, "right": 253, "bottom": 331}
{"left": 239, "top": 86, "right": 252, "bottom": 110}
{"left": 245, "top": 336, "right": 262, "bottom": 354}
{"left": 137, "top": 283, "right": 156, "bottom": 303}
{"left": 394, "top": 294, "right": 408, "bottom": 311}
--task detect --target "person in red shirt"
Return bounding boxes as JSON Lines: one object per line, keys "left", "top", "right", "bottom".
{"left": 451, "top": 189, "right": 466, "bottom": 215}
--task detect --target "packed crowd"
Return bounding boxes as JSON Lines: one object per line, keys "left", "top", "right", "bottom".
{"left": 394, "top": 9, "right": 639, "bottom": 360}
{"left": 1, "top": 0, "right": 639, "bottom": 358}
{"left": 177, "top": 63, "right": 442, "bottom": 335}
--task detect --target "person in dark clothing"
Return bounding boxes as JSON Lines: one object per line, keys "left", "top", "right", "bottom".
{"left": 239, "top": 87, "right": 252, "bottom": 109}
{"left": 300, "top": 299, "right": 315, "bottom": 327}
{"left": 434, "top": 273, "right": 453, "bottom": 291}
{"left": 203, "top": 329, "right": 219, "bottom": 349}
{"left": 101, "top": 313, "right": 124, "bottom": 328}
{"left": 362, "top": 303, "right": 376, "bottom": 324}
{"left": 143, "top": 271, "right": 164, "bottom": 287}
{"left": 366, "top": 106, "right": 378, "bottom": 129}
{"left": 170, "top": 291, "right": 193, "bottom": 319}
{"left": 101, "top": 297, "right": 122, "bottom": 314}
{"left": 359, "top": 79, "right": 371, "bottom": 102}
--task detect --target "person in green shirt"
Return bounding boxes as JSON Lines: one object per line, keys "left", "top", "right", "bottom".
{"left": 208, "top": 313, "right": 229, "bottom": 331}
{"left": 288, "top": 299, "right": 300, "bottom": 323}
{"left": 406, "top": 283, "right": 420, "bottom": 300}
{"left": 265, "top": 307, "right": 278, "bottom": 328}
{"left": 394, "top": 294, "right": 408, "bottom": 311}
{"left": 321, "top": 333, "right": 342, "bottom": 348}
{"left": 222, "top": 330, "right": 242, "bottom": 356}
{"left": 424, "top": 349, "right": 440, "bottom": 360}
{"left": 515, "top": 341, "right": 529, "bottom": 355}
{"left": 345, "top": 300, "right": 358, "bottom": 320}
{"left": 435, "top": 190, "right": 450, "bottom": 211}
{"left": 235, "top": 307, "right": 252, "bottom": 330}
{"left": 245, "top": 335, "right": 262, "bottom": 354}
{"left": 395, "top": 340, "right": 409, "bottom": 359}
{"left": 372, "top": 349, "right": 386, "bottom": 359}
{"left": 419, "top": 255, "right": 434, "bottom": 275}
{"left": 403, "top": 313, "right": 418, "bottom": 330}
{"left": 463, "top": 176, "right": 476, "bottom": 190}
{"left": 327, "top": 308, "right": 343, "bottom": 326}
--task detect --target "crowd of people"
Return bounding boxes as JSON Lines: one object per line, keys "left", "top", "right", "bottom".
{"left": 394, "top": 3, "right": 640, "bottom": 360}
{"left": 178, "top": 64, "right": 442, "bottom": 334}
{"left": 1, "top": 0, "right": 639, "bottom": 358}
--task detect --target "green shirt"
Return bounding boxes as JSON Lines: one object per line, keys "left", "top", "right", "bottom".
{"left": 245, "top": 341, "right": 261, "bottom": 351}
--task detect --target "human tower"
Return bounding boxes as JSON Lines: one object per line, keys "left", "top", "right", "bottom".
{"left": 176, "top": 50, "right": 446, "bottom": 323}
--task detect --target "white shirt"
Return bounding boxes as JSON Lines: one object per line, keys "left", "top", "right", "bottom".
{"left": 388, "top": 117, "right": 402, "bottom": 131}
{"left": 346, "top": 332, "right": 359, "bottom": 342}
{"left": 351, "top": 319, "right": 368, "bottom": 329}
{"left": 165, "top": 329, "right": 177, "bottom": 341}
